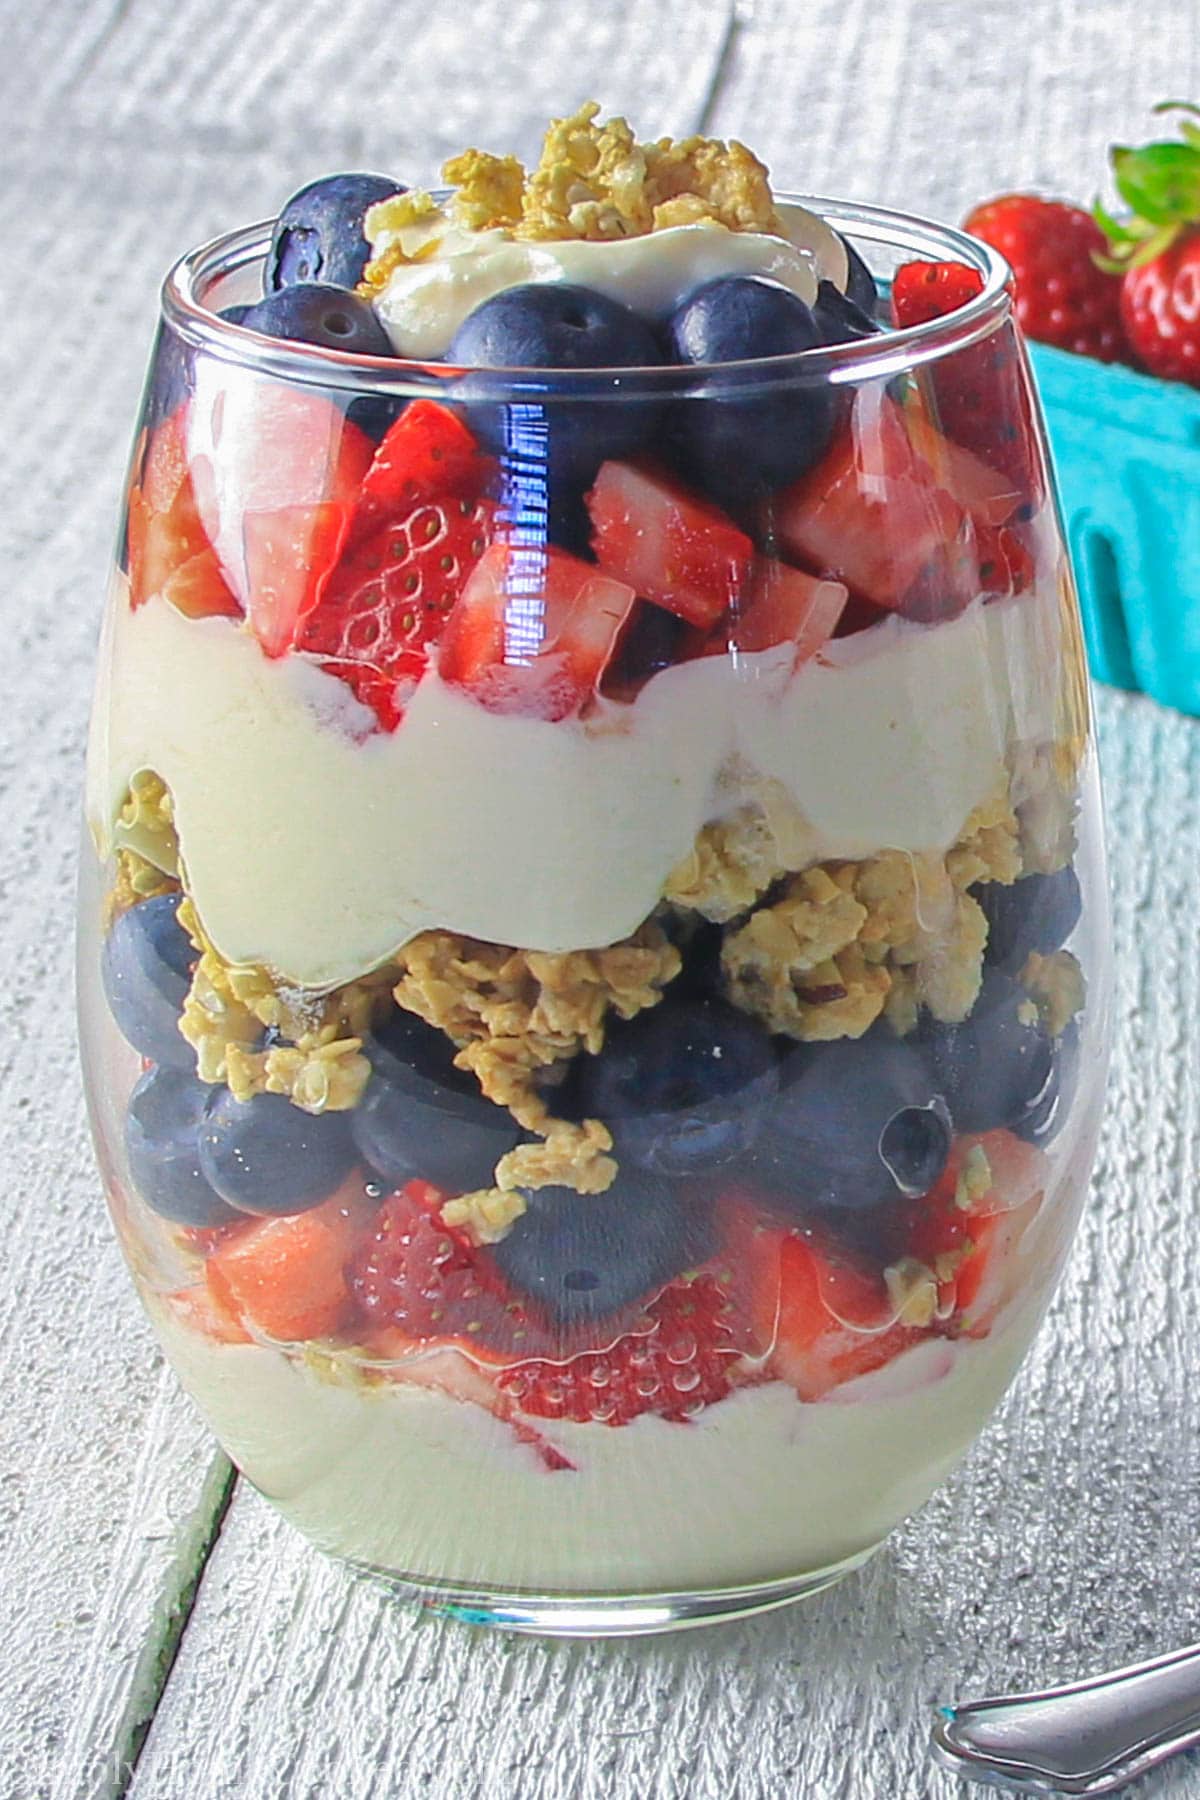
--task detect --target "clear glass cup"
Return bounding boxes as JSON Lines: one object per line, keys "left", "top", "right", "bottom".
{"left": 78, "top": 197, "right": 1112, "bottom": 1634}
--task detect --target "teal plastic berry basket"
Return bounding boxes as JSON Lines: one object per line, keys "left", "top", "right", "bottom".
{"left": 1029, "top": 340, "right": 1200, "bottom": 715}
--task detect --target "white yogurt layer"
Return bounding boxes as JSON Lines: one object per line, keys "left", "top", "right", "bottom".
{"left": 147, "top": 1299, "right": 1042, "bottom": 1592}
{"left": 367, "top": 201, "right": 847, "bottom": 359}
{"left": 87, "top": 578, "right": 1067, "bottom": 990}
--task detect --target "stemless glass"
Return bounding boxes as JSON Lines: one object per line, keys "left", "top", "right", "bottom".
{"left": 78, "top": 198, "right": 1112, "bottom": 1635}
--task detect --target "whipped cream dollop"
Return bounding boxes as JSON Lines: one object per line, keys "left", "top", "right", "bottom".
{"left": 367, "top": 201, "right": 848, "bottom": 360}
{"left": 88, "top": 577, "right": 1069, "bottom": 990}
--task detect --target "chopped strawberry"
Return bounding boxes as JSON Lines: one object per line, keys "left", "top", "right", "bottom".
{"left": 772, "top": 398, "right": 1029, "bottom": 622}
{"left": 299, "top": 491, "right": 495, "bottom": 727}
{"left": 126, "top": 407, "right": 241, "bottom": 620}
{"left": 243, "top": 502, "right": 357, "bottom": 655}
{"left": 760, "top": 1233, "right": 928, "bottom": 1401}
{"left": 187, "top": 378, "right": 373, "bottom": 654}
{"left": 907, "top": 1131, "right": 1047, "bottom": 1335}
{"left": 352, "top": 400, "right": 495, "bottom": 541}
{"left": 902, "top": 394, "right": 1027, "bottom": 526}
{"left": 587, "top": 458, "right": 754, "bottom": 629}
{"left": 206, "top": 1183, "right": 374, "bottom": 1343}
{"left": 166, "top": 1280, "right": 253, "bottom": 1347}
{"left": 893, "top": 261, "right": 1042, "bottom": 501}
{"left": 497, "top": 1273, "right": 745, "bottom": 1425}
{"left": 892, "top": 258, "right": 985, "bottom": 325}
{"left": 728, "top": 559, "right": 848, "bottom": 659}
{"left": 348, "top": 1180, "right": 554, "bottom": 1358}
{"left": 438, "top": 540, "right": 636, "bottom": 720}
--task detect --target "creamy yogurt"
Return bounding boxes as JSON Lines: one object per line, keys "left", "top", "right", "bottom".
{"left": 87, "top": 579, "right": 1066, "bottom": 989}
{"left": 146, "top": 1296, "right": 1043, "bottom": 1592}
{"left": 367, "top": 201, "right": 847, "bottom": 359}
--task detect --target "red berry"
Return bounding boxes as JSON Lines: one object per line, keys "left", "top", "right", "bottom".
{"left": 126, "top": 408, "right": 241, "bottom": 621}
{"left": 347, "top": 1181, "right": 547, "bottom": 1357}
{"left": 964, "top": 195, "right": 1126, "bottom": 360}
{"left": 1120, "top": 229, "right": 1200, "bottom": 382}
{"left": 891, "top": 259, "right": 984, "bottom": 326}
{"left": 772, "top": 398, "right": 1027, "bottom": 622}
{"left": 351, "top": 399, "right": 494, "bottom": 543}
{"left": 295, "top": 402, "right": 497, "bottom": 730}
{"left": 587, "top": 458, "right": 755, "bottom": 629}
{"left": 497, "top": 1274, "right": 744, "bottom": 1426}
{"left": 301, "top": 491, "right": 496, "bottom": 729}
{"left": 892, "top": 258, "right": 1042, "bottom": 496}
{"left": 437, "top": 540, "right": 636, "bottom": 721}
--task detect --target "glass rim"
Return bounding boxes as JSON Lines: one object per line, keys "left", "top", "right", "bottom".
{"left": 161, "top": 193, "right": 1015, "bottom": 400}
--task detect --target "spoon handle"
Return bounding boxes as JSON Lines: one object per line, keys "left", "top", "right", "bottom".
{"left": 930, "top": 1642, "right": 1200, "bottom": 1794}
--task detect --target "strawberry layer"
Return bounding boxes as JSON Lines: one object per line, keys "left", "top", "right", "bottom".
{"left": 88, "top": 571, "right": 1070, "bottom": 990}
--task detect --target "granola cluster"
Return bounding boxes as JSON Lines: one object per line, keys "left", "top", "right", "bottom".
{"left": 175, "top": 895, "right": 396, "bottom": 1113}
{"left": 360, "top": 103, "right": 780, "bottom": 296}
{"left": 391, "top": 922, "right": 681, "bottom": 1197}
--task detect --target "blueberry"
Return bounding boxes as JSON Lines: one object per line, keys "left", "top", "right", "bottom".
{"left": 102, "top": 893, "right": 195, "bottom": 1069}
{"left": 199, "top": 1089, "right": 355, "bottom": 1215}
{"left": 813, "top": 278, "right": 880, "bottom": 344}
{"left": 125, "top": 1068, "right": 241, "bottom": 1227}
{"left": 978, "top": 867, "right": 1082, "bottom": 975}
{"left": 352, "top": 1011, "right": 521, "bottom": 1193}
{"left": 218, "top": 303, "right": 251, "bottom": 327}
{"left": 267, "top": 173, "right": 406, "bottom": 292}
{"left": 748, "top": 1030, "right": 952, "bottom": 1217}
{"left": 921, "top": 971, "right": 1063, "bottom": 1141}
{"left": 448, "top": 283, "right": 665, "bottom": 481}
{"left": 491, "top": 1172, "right": 711, "bottom": 1328}
{"left": 240, "top": 284, "right": 395, "bottom": 357}
{"left": 841, "top": 236, "right": 880, "bottom": 316}
{"left": 662, "top": 276, "right": 835, "bottom": 504}
{"left": 579, "top": 996, "right": 778, "bottom": 1176}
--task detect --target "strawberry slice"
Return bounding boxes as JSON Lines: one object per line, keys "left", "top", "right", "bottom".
{"left": 348, "top": 1180, "right": 557, "bottom": 1359}
{"left": 300, "top": 491, "right": 495, "bottom": 729}
{"left": 438, "top": 540, "right": 636, "bottom": 721}
{"left": 907, "top": 1130, "right": 1047, "bottom": 1336}
{"left": 497, "top": 1273, "right": 747, "bottom": 1426}
{"left": 727, "top": 559, "right": 848, "bottom": 660}
{"left": 761, "top": 1233, "right": 928, "bottom": 1401}
{"left": 205, "top": 1183, "right": 374, "bottom": 1343}
{"left": 243, "top": 502, "right": 357, "bottom": 656}
{"left": 893, "top": 258, "right": 1042, "bottom": 499}
{"left": 186, "top": 375, "right": 374, "bottom": 653}
{"left": 587, "top": 458, "right": 754, "bottom": 629}
{"left": 352, "top": 399, "right": 495, "bottom": 541}
{"left": 126, "top": 407, "right": 241, "bottom": 620}
{"left": 771, "top": 397, "right": 1025, "bottom": 622}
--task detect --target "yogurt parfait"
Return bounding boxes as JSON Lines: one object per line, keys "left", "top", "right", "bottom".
{"left": 79, "top": 105, "right": 1111, "bottom": 1632}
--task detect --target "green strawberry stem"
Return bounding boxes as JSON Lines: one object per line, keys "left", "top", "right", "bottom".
{"left": 1094, "top": 101, "right": 1200, "bottom": 269}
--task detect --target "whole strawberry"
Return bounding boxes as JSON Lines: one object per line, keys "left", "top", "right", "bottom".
{"left": 1096, "top": 102, "right": 1200, "bottom": 384}
{"left": 963, "top": 194, "right": 1126, "bottom": 360}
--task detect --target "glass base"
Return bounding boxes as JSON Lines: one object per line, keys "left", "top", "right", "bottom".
{"left": 348, "top": 1544, "right": 881, "bottom": 1637}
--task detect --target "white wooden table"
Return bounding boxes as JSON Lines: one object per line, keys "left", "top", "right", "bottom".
{"left": 5, "top": 2, "right": 1200, "bottom": 1794}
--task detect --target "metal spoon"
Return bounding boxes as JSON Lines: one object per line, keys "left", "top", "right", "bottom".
{"left": 930, "top": 1642, "right": 1200, "bottom": 1794}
